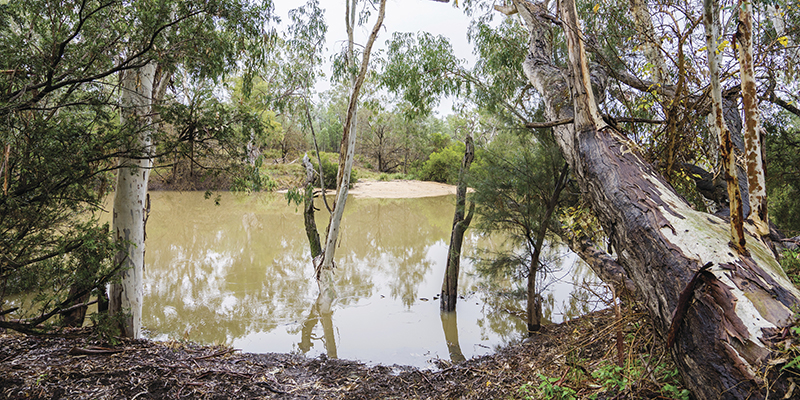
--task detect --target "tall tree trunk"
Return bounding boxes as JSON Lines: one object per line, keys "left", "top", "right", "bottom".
{"left": 110, "top": 62, "right": 156, "bottom": 339}
{"left": 502, "top": 1, "right": 800, "bottom": 398}
{"left": 737, "top": 0, "right": 769, "bottom": 236}
{"left": 318, "top": 0, "right": 386, "bottom": 311}
{"left": 440, "top": 135, "right": 475, "bottom": 312}
{"left": 704, "top": 0, "right": 747, "bottom": 253}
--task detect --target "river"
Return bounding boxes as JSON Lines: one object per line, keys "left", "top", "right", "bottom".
{"left": 133, "top": 191, "right": 600, "bottom": 368}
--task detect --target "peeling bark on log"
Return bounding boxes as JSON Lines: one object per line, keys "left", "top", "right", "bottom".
{"left": 507, "top": 1, "right": 800, "bottom": 398}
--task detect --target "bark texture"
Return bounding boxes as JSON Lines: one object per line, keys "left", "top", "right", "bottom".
{"left": 110, "top": 62, "right": 157, "bottom": 339}
{"left": 302, "top": 154, "right": 322, "bottom": 259}
{"left": 704, "top": 0, "right": 747, "bottom": 254}
{"left": 440, "top": 136, "right": 475, "bottom": 312}
{"left": 737, "top": 0, "right": 769, "bottom": 236}
{"left": 507, "top": 1, "right": 800, "bottom": 398}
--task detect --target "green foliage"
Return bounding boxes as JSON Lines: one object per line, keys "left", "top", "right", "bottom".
{"left": 157, "top": 77, "right": 280, "bottom": 190}
{"left": 772, "top": 308, "right": 800, "bottom": 390}
{"left": 381, "top": 32, "right": 465, "bottom": 117}
{"left": 309, "top": 152, "right": 357, "bottom": 189}
{"left": 468, "top": 18, "right": 535, "bottom": 123}
{"left": 470, "top": 134, "right": 568, "bottom": 280}
{"left": 418, "top": 142, "right": 466, "bottom": 184}
{"left": 591, "top": 363, "right": 628, "bottom": 392}
{"left": 781, "top": 249, "right": 800, "bottom": 286}
{"left": 765, "top": 117, "right": 800, "bottom": 235}
{"left": 0, "top": 98, "right": 123, "bottom": 330}
{"left": 661, "top": 383, "right": 691, "bottom": 400}
{"left": 0, "top": 0, "right": 273, "bottom": 330}
{"left": 522, "top": 325, "right": 691, "bottom": 400}
{"left": 90, "top": 309, "right": 128, "bottom": 346}
{"left": 428, "top": 131, "right": 452, "bottom": 153}
{"left": 519, "top": 375, "right": 576, "bottom": 400}
{"left": 231, "top": 155, "right": 277, "bottom": 193}
{"left": 584, "top": 359, "right": 688, "bottom": 400}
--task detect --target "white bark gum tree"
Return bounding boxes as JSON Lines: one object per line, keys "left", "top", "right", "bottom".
{"left": 629, "top": 0, "right": 667, "bottom": 86}
{"left": 317, "top": 0, "right": 386, "bottom": 309}
{"left": 110, "top": 61, "right": 157, "bottom": 339}
{"left": 500, "top": 0, "right": 800, "bottom": 397}
{"left": 704, "top": 0, "right": 747, "bottom": 253}
{"left": 736, "top": 0, "right": 769, "bottom": 236}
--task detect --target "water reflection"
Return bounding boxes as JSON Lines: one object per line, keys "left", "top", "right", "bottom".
{"left": 440, "top": 312, "right": 465, "bottom": 363}
{"left": 298, "top": 296, "right": 337, "bottom": 358}
{"left": 136, "top": 191, "right": 597, "bottom": 367}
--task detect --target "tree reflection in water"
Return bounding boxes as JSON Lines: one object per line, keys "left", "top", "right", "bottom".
{"left": 133, "top": 191, "right": 599, "bottom": 367}
{"left": 440, "top": 311, "right": 465, "bottom": 362}
{"left": 299, "top": 295, "right": 337, "bottom": 359}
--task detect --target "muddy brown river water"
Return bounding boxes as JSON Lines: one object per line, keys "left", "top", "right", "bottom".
{"left": 126, "top": 191, "right": 600, "bottom": 368}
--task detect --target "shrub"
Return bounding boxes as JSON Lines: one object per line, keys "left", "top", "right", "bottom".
{"left": 418, "top": 142, "right": 465, "bottom": 184}
{"left": 310, "top": 152, "right": 357, "bottom": 189}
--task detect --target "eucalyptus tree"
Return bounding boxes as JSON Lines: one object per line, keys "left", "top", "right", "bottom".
{"left": 0, "top": 0, "right": 139, "bottom": 333}
{"left": 703, "top": 0, "right": 746, "bottom": 253}
{"left": 109, "top": 0, "right": 273, "bottom": 339}
{"left": 385, "top": 0, "right": 800, "bottom": 396}
{"left": 486, "top": 0, "right": 800, "bottom": 397}
{"left": 0, "top": 0, "right": 273, "bottom": 336}
{"left": 315, "top": 0, "right": 387, "bottom": 309}
{"left": 380, "top": 8, "right": 587, "bottom": 317}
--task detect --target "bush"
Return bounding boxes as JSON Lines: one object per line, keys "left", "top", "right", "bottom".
{"left": 418, "top": 142, "right": 465, "bottom": 184}
{"left": 310, "top": 152, "right": 358, "bottom": 189}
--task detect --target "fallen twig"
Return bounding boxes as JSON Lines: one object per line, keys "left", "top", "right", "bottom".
{"left": 191, "top": 348, "right": 237, "bottom": 361}
{"left": 68, "top": 346, "right": 124, "bottom": 356}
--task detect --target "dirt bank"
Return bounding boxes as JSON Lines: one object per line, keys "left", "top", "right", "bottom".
{"left": 0, "top": 306, "right": 686, "bottom": 399}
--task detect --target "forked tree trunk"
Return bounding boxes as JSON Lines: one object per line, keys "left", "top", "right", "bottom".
{"left": 502, "top": 1, "right": 800, "bottom": 398}
{"left": 704, "top": 0, "right": 747, "bottom": 253}
{"left": 110, "top": 62, "right": 157, "bottom": 339}
{"left": 317, "top": 0, "right": 386, "bottom": 311}
{"left": 440, "top": 135, "right": 475, "bottom": 312}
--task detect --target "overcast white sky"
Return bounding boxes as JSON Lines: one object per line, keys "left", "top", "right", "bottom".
{"left": 272, "top": 0, "right": 477, "bottom": 114}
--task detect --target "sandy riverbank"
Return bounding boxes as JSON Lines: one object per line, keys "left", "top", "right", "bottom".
{"left": 277, "top": 179, "right": 462, "bottom": 199}
{"left": 347, "top": 179, "right": 459, "bottom": 198}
